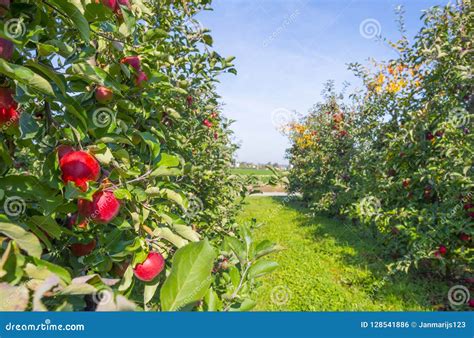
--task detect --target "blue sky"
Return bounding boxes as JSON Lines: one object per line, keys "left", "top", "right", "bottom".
{"left": 198, "top": 0, "right": 448, "bottom": 164}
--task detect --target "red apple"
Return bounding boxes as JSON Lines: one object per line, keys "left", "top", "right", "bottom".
{"left": 78, "top": 190, "right": 120, "bottom": 224}
{"left": 117, "top": 0, "right": 131, "bottom": 8}
{"left": 95, "top": 86, "right": 113, "bottom": 103}
{"left": 121, "top": 55, "right": 141, "bottom": 71}
{"left": 134, "top": 71, "right": 148, "bottom": 87}
{"left": 203, "top": 119, "right": 212, "bottom": 128}
{"left": 402, "top": 179, "right": 410, "bottom": 188}
{"left": 70, "top": 239, "right": 96, "bottom": 257}
{"left": 338, "top": 130, "right": 348, "bottom": 137}
{"left": 186, "top": 95, "right": 193, "bottom": 106}
{"left": 0, "top": 38, "right": 14, "bottom": 60}
{"left": 133, "top": 252, "right": 165, "bottom": 282}
{"left": 425, "top": 132, "right": 434, "bottom": 141}
{"left": 459, "top": 233, "right": 471, "bottom": 242}
{"left": 332, "top": 113, "right": 344, "bottom": 123}
{"left": 56, "top": 145, "right": 75, "bottom": 160}
{"left": 438, "top": 245, "right": 447, "bottom": 256}
{"left": 0, "top": 87, "right": 17, "bottom": 109}
{"left": 469, "top": 299, "right": 474, "bottom": 308}
{"left": 99, "top": 0, "right": 118, "bottom": 10}
{"left": 59, "top": 151, "right": 101, "bottom": 191}
{"left": 0, "top": 106, "right": 19, "bottom": 127}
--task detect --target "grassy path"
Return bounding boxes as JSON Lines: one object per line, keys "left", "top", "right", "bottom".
{"left": 237, "top": 196, "right": 446, "bottom": 311}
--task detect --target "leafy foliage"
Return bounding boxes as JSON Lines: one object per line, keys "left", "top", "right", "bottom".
{"left": 287, "top": 2, "right": 473, "bottom": 283}
{"left": 0, "top": 0, "right": 276, "bottom": 311}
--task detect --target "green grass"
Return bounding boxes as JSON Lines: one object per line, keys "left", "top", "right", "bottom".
{"left": 230, "top": 168, "right": 273, "bottom": 176}
{"left": 237, "top": 196, "right": 447, "bottom": 311}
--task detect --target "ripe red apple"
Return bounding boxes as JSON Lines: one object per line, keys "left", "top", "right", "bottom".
{"left": 70, "top": 239, "right": 96, "bottom": 257}
{"left": 0, "top": 106, "right": 19, "bottom": 127}
{"left": 98, "top": 0, "right": 118, "bottom": 10}
{"left": 463, "top": 203, "right": 473, "bottom": 211}
{"left": 78, "top": 190, "right": 120, "bottom": 224}
{"left": 121, "top": 55, "right": 141, "bottom": 71}
{"left": 203, "top": 119, "right": 212, "bottom": 128}
{"left": 438, "top": 245, "right": 447, "bottom": 256}
{"left": 459, "top": 233, "right": 471, "bottom": 242}
{"left": 56, "top": 145, "right": 75, "bottom": 160}
{"left": 425, "top": 132, "right": 434, "bottom": 141}
{"left": 135, "top": 71, "right": 148, "bottom": 87}
{"left": 435, "top": 130, "right": 444, "bottom": 138}
{"left": 0, "top": 87, "right": 17, "bottom": 109}
{"left": 332, "top": 113, "right": 344, "bottom": 123}
{"left": 59, "top": 151, "right": 100, "bottom": 191}
{"left": 338, "top": 130, "right": 348, "bottom": 137}
{"left": 0, "top": 38, "right": 14, "bottom": 60}
{"left": 95, "top": 86, "right": 113, "bottom": 104}
{"left": 186, "top": 95, "right": 193, "bottom": 106}
{"left": 117, "top": 0, "right": 131, "bottom": 8}
{"left": 213, "top": 132, "right": 218, "bottom": 140}
{"left": 402, "top": 179, "right": 410, "bottom": 188}
{"left": 133, "top": 252, "right": 165, "bottom": 282}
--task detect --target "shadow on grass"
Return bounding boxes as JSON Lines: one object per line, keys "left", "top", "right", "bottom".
{"left": 269, "top": 196, "right": 448, "bottom": 309}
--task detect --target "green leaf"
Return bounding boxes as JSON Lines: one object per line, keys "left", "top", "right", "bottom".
{"left": 0, "top": 59, "right": 54, "bottom": 96}
{"left": 144, "top": 279, "right": 160, "bottom": 304}
{"left": 0, "top": 222, "right": 42, "bottom": 258}
{"left": 247, "top": 260, "right": 279, "bottom": 279}
{"left": 25, "top": 61, "right": 67, "bottom": 95}
{"left": 19, "top": 113, "right": 39, "bottom": 139}
{"left": 49, "top": 0, "right": 90, "bottom": 43}
{"left": 225, "top": 236, "right": 246, "bottom": 265}
{"left": 160, "top": 240, "right": 216, "bottom": 311}
{"left": 255, "top": 240, "right": 283, "bottom": 259}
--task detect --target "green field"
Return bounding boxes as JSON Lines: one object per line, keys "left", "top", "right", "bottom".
{"left": 230, "top": 168, "right": 273, "bottom": 175}
{"left": 237, "top": 196, "right": 448, "bottom": 311}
